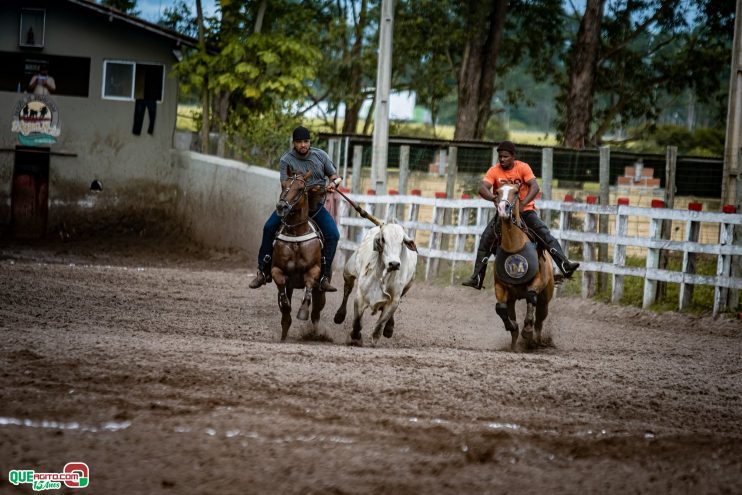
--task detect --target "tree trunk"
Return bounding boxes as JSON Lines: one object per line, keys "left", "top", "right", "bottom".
{"left": 563, "top": 0, "right": 605, "bottom": 149}
{"left": 196, "top": 0, "right": 209, "bottom": 154}
{"left": 453, "top": 0, "right": 507, "bottom": 141}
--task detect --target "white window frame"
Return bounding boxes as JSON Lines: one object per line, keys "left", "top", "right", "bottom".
{"left": 19, "top": 8, "right": 46, "bottom": 48}
{"left": 101, "top": 60, "right": 165, "bottom": 102}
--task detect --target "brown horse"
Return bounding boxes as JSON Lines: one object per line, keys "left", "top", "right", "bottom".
{"left": 493, "top": 184, "right": 555, "bottom": 350}
{"left": 271, "top": 167, "right": 325, "bottom": 341}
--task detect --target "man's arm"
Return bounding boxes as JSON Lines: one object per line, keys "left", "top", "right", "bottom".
{"left": 45, "top": 77, "right": 56, "bottom": 92}
{"left": 520, "top": 178, "right": 540, "bottom": 211}
{"left": 478, "top": 181, "right": 496, "bottom": 202}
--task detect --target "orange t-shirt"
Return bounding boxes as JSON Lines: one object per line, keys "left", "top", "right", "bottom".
{"left": 483, "top": 160, "right": 537, "bottom": 211}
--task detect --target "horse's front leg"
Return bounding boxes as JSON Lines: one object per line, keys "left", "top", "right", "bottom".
{"left": 297, "top": 287, "right": 311, "bottom": 321}
{"left": 333, "top": 269, "right": 356, "bottom": 324}
{"left": 273, "top": 270, "right": 292, "bottom": 341}
{"left": 495, "top": 283, "right": 519, "bottom": 351}
{"left": 311, "top": 288, "right": 326, "bottom": 334}
{"left": 298, "top": 265, "right": 321, "bottom": 321}
{"left": 521, "top": 289, "right": 539, "bottom": 346}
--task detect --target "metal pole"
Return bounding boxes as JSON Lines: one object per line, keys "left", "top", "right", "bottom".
{"left": 598, "top": 146, "right": 610, "bottom": 292}
{"left": 370, "top": 0, "right": 395, "bottom": 194}
{"left": 721, "top": 0, "right": 742, "bottom": 206}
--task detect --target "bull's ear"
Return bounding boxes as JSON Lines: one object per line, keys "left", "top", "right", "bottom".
{"left": 374, "top": 232, "right": 383, "bottom": 252}
{"left": 403, "top": 235, "right": 417, "bottom": 252}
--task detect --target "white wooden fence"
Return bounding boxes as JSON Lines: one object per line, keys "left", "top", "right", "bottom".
{"left": 332, "top": 193, "right": 742, "bottom": 317}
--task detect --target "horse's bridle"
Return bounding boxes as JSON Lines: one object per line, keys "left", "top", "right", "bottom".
{"left": 277, "top": 175, "right": 309, "bottom": 227}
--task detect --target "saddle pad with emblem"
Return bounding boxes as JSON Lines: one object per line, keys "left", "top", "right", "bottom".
{"left": 494, "top": 242, "right": 539, "bottom": 285}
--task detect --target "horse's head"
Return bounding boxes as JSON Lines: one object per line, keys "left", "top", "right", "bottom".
{"left": 496, "top": 184, "right": 520, "bottom": 220}
{"left": 373, "top": 221, "right": 416, "bottom": 272}
{"left": 276, "top": 167, "right": 312, "bottom": 219}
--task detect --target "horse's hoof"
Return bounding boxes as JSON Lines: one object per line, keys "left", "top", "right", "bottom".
{"left": 347, "top": 336, "right": 363, "bottom": 347}
{"left": 297, "top": 308, "right": 309, "bottom": 321}
{"left": 383, "top": 326, "right": 394, "bottom": 338}
{"left": 510, "top": 330, "right": 519, "bottom": 351}
{"left": 333, "top": 310, "right": 346, "bottom": 324}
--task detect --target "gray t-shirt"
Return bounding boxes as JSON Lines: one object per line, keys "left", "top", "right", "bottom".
{"left": 279, "top": 147, "right": 336, "bottom": 187}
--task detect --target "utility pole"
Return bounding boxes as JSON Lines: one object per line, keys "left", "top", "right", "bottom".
{"left": 722, "top": 0, "right": 742, "bottom": 208}
{"left": 370, "top": 0, "right": 395, "bottom": 194}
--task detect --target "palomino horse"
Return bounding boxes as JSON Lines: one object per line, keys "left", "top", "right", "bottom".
{"left": 271, "top": 167, "right": 326, "bottom": 341}
{"left": 493, "top": 184, "right": 555, "bottom": 350}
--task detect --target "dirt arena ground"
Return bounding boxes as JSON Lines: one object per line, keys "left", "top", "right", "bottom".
{"left": 1, "top": 236, "right": 741, "bottom": 495}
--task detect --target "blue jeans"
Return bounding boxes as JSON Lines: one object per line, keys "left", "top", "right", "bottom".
{"left": 257, "top": 207, "right": 340, "bottom": 278}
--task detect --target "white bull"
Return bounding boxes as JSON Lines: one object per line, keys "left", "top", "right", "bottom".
{"left": 333, "top": 222, "right": 418, "bottom": 346}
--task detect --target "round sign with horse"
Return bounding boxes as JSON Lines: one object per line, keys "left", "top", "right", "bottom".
{"left": 11, "top": 95, "right": 61, "bottom": 146}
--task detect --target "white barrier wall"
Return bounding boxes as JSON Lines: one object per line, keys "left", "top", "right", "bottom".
{"left": 173, "top": 150, "right": 279, "bottom": 256}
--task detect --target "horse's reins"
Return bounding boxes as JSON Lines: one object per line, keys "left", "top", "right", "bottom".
{"left": 278, "top": 175, "right": 311, "bottom": 229}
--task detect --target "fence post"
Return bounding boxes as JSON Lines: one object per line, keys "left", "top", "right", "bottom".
{"left": 679, "top": 203, "right": 702, "bottom": 310}
{"left": 714, "top": 215, "right": 735, "bottom": 317}
{"left": 335, "top": 189, "right": 350, "bottom": 269}
{"left": 541, "top": 148, "right": 553, "bottom": 226}
{"left": 559, "top": 195, "right": 573, "bottom": 258}
{"left": 657, "top": 146, "right": 678, "bottom": 300}
{"left": 425, "top": 202, "right": 445, "bottom": 281}
{"left": 440, "top": 147, "right": 458, "bottom": 273}
{"left": 612, "top": 206, "right": 628, "bottom": 304}
{"left": 351, "top": 145, "right": 363, "bottom": 194}
{"left": 438, "top": 148, "right": 447, "bottom": 176}
{"left": 598, "top": 146, "right": 610, "bottom": 292}
{"left": 642, "top": 215, "right": 663, "bottom": 309}
{"left": 407, "top": 189, "right": 421, "bottom": 242}
{"left": 451, "top": 197, "right": 471, "bottom": 285}
{"left": 582, "top": 200, "right": 598, "bottom": 298}
{"left": 399, "top": 145, "right": 410, "bottom": 194}
{"left": 342, "top": 136, "right": 350, "bottom": 183}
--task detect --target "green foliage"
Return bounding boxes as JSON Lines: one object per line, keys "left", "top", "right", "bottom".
{"left": 224, "top": 109, "right": 301, "bottom": 168}
{"left": 99, "top": 0, "right": 140, "bottom": 16}
{"left": 629, "top": 124, "right": 724, "bottom": 156}
{"left": 157, "top": 0, "right": 198, "bottom": 38}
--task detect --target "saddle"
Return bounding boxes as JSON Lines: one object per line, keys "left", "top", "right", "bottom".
{"left": 494, "top": 242, "right": 539, "bottom": 285}
{"left": 275, "top": 218, "right": 324, "bottom": 247}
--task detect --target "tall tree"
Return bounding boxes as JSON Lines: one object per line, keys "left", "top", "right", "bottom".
{"left": 99, "top": 0, "right": 140, "bottom": 16}
{"left": 562, "top": 0, "right": 605, "bottom": 149}
{"left": 395, "top": 0, "right": 564, "bottom": 141}
{"left": 557, "top": 0, "right": 729, "bottom": 148}
{"left": 453, "top": 0, "right": 507, "bottom": 140}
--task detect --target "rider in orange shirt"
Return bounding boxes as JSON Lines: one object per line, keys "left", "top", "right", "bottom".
{"left": 462, "top": 140, "right": 580, "bottom": 289}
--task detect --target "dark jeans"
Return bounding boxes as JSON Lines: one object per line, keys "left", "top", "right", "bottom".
{"left": 521, "top": 210, "right": 562, "bottom": 254}
{"left": 476, "top": 210, "right": 564, "bottom": 258}
{"left": 257, "top": 206, "right": 340, "bottom": 278}
{"left": 132, "top": 99, "right": 156, "bottom": 135}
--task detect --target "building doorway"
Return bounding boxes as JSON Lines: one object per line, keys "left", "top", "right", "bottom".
{"left": 11, "top": 146, "right": 49, "bottom": 239}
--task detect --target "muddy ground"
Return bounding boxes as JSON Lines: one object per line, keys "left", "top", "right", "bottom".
{"left": 1, "top": 236, "right": 741, "bottom": 495}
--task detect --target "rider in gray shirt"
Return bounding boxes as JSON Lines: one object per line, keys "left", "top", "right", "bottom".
{"left": 249, "top": 126, "right": 341, "bottom": 292}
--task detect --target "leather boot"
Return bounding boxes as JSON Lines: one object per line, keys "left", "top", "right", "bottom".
{"left": 249, "top": 270, "right": 269, "bottom": 289}
{"left": 547, "top": 243, "right": 580, "bottom": 279}
{"left": 319, "top": 275, "right": 337, "bottom": 292}
{"left": 462, "top": 257, "right": 488, "bottom": 290}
